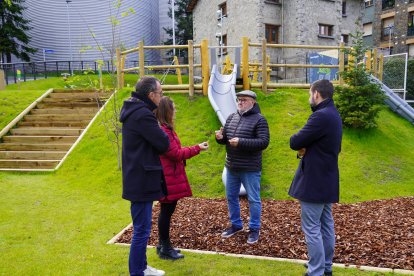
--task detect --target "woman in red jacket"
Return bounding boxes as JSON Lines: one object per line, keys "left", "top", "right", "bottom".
{"left": 155, "top": 96, "right": 209, "bottom": 260}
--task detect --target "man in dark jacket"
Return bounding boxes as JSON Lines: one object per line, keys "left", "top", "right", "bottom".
{"left": 120, "top": 76, "right": 169, "bottom": 276}
{"left": 215, "top": 90, "right": 270, "bottom": 244}
{"left": 289, "top": 80, "right": 342, "bottom": 276}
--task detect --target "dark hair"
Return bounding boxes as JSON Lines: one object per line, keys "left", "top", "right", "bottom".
{"left": 311, "top": 79, "right": 334, "bottom": 99}
{"left": 156, "top": 96, "right": 175, "bottom": 129}
{"left": 135, "top": 76, "right": 159, "bottom": 96}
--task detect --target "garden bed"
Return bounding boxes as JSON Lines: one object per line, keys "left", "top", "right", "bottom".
{"left": 116, "top": 197, "right": 414, "bottom": 271}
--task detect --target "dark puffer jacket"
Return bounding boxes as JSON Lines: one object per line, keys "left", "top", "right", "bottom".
{"left": 120, "top": 93, "right": 170, "bottom": 202}
{"left": 216, "top": 103, "right": 270, "bottom": 171}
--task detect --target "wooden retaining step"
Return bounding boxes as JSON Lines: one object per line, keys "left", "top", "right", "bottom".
{"left": 18, "top": 121, "right": 89, "bottom": 128}
{"left": 0, "top": 151, "right": 66, "bottom": 160}
{"left": 0, "top": 159, "right": 60, "bottom": 169}
{"left": 10, "top": 128, "right": 84, "bottom": 136}
{"left": 2, "top": 136, "right": 78, "bottom": 143}
{"left": 24, "top": 114, "right": 94, "bottom": 121}
{"left": 0, "top": 143, "right": 72, "bottom": 151}
{"left": 49, "top": 92, "right": 110, "bottom": 99}
{"left": 36, "top": 102, "right": 102, "bottom": 108}
{"left": 30, "top": 108, "right": 98, "bottom": 115}
{"left": 42, "top": 97, "right": 105, "bottom": 103}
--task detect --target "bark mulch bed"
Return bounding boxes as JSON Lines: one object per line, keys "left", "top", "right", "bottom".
{"left": 117, "top": 197, "right": 414, "bottom": 270}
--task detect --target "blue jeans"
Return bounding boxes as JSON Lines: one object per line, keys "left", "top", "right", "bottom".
{"left": 226, "top": 169, "right": 262, "bottom": 230}
{"left": 300, "top": 201, "right": 335, "bottom": 276}
{"left": 129, "top": 201, "right": 153, "bottom": 276}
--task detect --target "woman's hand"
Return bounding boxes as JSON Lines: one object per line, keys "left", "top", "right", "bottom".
{"left": 199, "top": 141, "right": 209, "bottom": 151}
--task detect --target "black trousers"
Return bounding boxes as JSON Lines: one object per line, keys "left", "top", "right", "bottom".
{"left": 157, "top": 201, "right": 178, "bottom": 242}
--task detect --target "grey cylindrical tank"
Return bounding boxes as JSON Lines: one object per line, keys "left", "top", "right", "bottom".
{"left": 23, "top": 0, "right": 160, "bottom": 64}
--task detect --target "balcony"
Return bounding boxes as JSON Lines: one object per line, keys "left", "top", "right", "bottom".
{"left": 408, "top": 26, "right": 414, "bottom": 37}
{"left": 382, "top": 0, "right": 395, "bottom": 10}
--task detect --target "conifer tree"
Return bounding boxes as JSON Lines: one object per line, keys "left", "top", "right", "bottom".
{"left": 0, "top": 0, "right": 36, "bottom": 62}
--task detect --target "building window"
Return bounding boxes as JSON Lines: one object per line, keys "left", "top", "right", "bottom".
{"left": 363, "top": 23, "right": 373, "bottom": 36}
{"left": 341, "top": 34, "right": 349, "bottom": 44}
{"left": 265, "top": 24, "right": 279, "bottom": 44}
{"left": 342, "top": 1, "right": 347, "bottom": 16}
{"left": 408, "top": 44, "right": 414, "bottom": 57}
{"left": 381, "top": 17, "right": 394, "bottom": 40}
{"left": 218, "top": 34, "right": 227, "bottom": 55}
{"left": 382, "top": 0, "right": 395, "bottom": 10}
{"left": 318, "top": 24, "right": 334, "bottom": 37}
{"left": 409, "top": 12, "right": 414, "bottom": 37}
{"left": 218, "top": 2, "right": 227, "bottom": 18}
{"left": 364, "top": 0, "right": 374, "bottom": 7}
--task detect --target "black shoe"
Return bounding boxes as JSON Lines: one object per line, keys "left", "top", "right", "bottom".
{"left": 247, "top": 229, "right": 260, "bottom": 244}
{"left": 324, "top": 272, "right": 332, "bottom": 276}
{"left": 156, "top": 244, "right": 180, "bottom": 255}
{"left": 221, "top": 225, "right": 243, "bottom": 238}
{"left": 159, "top": 240, "right": 184, "bottom": 261}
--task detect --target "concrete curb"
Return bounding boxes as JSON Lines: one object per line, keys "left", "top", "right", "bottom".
{"left": 108, "top": 224, "right": 414, "bottom": 275}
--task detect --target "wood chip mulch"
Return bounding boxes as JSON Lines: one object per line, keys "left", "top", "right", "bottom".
{"left": 116, "top": 197, "right": 414, "bottom": 270}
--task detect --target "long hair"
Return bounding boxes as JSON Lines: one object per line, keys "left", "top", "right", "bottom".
{"left": 156, "top": 96, "right": 175, "bottom": 129}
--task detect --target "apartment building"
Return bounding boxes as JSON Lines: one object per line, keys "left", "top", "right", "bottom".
{"left": 370, "top": 0, "right": 414, "bottom": 56}
{"left": 187, "top": 0, "right": 363, "bottom": 81}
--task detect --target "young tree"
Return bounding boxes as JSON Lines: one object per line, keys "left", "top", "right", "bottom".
{"left": 0, "top": 0, "right": 36, "bottom": 62}
{"left": 334, "top": 29, "right": 385, "bottom": 129}
{"left": 163, "top": 0, "right": 193, "bottom": 61}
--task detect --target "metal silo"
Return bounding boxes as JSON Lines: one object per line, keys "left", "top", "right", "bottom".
{"left": 22, "top": 0, "right": 160, "bottom": 65}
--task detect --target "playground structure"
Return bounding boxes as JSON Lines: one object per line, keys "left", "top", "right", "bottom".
{"left": 116, "top": 37, "right": 386, "bottom": 95}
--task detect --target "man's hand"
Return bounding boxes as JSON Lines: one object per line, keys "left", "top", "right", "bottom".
{"left": 229, "top": 137, "right": 239, "bottom": 147}
{"left": 215, "top": 127, "right": 224, "bottom": 140}
{"left": 297, "top": 148, "right": 306, "bottom": 159}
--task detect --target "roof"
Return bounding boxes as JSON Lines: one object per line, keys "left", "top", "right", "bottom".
{"left": 187, "top": 0, "right": 199, "bottom": 12}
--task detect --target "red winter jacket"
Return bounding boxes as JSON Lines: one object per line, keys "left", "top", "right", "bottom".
{"left": 159, "top": 124, "right": 201, "bottom": 203}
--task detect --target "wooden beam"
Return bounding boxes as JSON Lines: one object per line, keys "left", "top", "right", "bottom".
{"left": 262, "top": 39, "right": 267, "bottom": 93}
{"left": 242, "top": 37, "right": 250, "bottom": 90}
{"left": 201, "top": 39, "right": 209, "bottom": 96}
{"left": 188, "top": 40, "right": 194, "bottom": 97}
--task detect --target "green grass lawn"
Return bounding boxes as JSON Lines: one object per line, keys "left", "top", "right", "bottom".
{"left": 0, "top": 76, "right": 411, "bottom": 275}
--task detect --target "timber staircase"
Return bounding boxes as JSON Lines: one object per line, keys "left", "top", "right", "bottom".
{"left": 0, "top": 89, "right": 111, "bottom": 171}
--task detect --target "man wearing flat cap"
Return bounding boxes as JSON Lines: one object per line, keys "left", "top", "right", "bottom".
{"left": 215, "top": 90, "right": 270, "bottom": 244}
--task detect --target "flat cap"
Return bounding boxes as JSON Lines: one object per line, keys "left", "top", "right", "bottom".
{"left": 236, "top": 90, "right": 257, "bottom": 99}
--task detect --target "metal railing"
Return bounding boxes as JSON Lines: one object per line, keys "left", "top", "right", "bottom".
{"left": 0, "top": 59, "right": 157, "bottom": 85}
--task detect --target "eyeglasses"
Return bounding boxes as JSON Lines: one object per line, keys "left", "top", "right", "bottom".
{"left": 236, "top": 98, "right": 249, "bottom": 103}
{"left": 153, "top": 90, "right": 163, "bottom": 96}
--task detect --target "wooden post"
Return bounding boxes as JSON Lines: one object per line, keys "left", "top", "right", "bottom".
{"left": 267, "top": 55, "right": 271, "bottom": 82}
{"left": 98, "top": 65, "right": 103, "bottom": 91}
{"left": 253, "top": 60, "right": 259, "bottom": 82}
{"left": 339, "top": 42, "right": 345, "bottom": 85}
{"left": 365, "top": 50, "right": 372, "bottom": 72}
{"left": 188, "top": 40, "right": 194, "bottom": 97}
{"left": 0, "top": 70, "right": 5, "bottom": 90}
{"left": 116, "top": 48, "right": 122, "bottom": 90}
{"left": 201, "top": 39, "right": 209, "bottom": 96}
{"left": 378, "top": 53, "right": 384, "bottom": 81}
{"left": 121, "top": 55, "right": 125, "bottom": 88}
{"left": 348, "top": 54, "right": 355, "bottom": 69}
{"left": 372, "top": 48, "right": 378, "bottom": 78}
{"left": 242, "top": 36, "right": 250, "bottom": 90}
{"left": 174, "top": 56, "right": 183, "bottom": 84}
{"left": 139, "top": 41, "right": 145, "bottom": 78}
{"left": 262, "top": 39, "right": 267, "bottom": 93}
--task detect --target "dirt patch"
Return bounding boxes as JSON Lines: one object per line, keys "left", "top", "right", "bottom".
{"left": 117, "top": 197, "right": 414, "bottom": 270}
